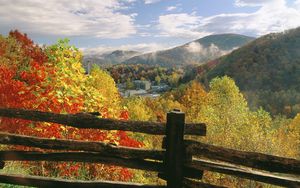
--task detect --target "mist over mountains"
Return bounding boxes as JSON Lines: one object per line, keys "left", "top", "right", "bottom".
{"left": 83, "top": 34, "right": 254, "bottom": 68}
{"left": 83, "top": 50, "right": 141, "bottom": 69}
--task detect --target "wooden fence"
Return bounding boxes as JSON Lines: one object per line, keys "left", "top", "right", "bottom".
{"left": 0, "top": 108, "right": 299, "bottom": 187}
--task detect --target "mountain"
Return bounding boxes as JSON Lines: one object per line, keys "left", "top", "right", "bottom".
{"left": 102, "top": 50, "right": 141, "bottom": 63}
{"left": 83, "top": 50, "right": 141, "bottom": 69}
{"left": 202, "top": 27, "right": 300, "bottom": 117}
{"left": 124, "top": 34, "right": 254, "bottom": 67}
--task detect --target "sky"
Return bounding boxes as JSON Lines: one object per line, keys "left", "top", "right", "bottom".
{"left": 1, "top": 0, "right": 300, "bottom": 55}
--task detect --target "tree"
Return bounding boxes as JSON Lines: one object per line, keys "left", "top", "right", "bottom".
{"left": 167, "top": 72, "right": 180, "bottom": 87}
{"left": 45, "top": 38, "right": 85, "bottom": 114}
{"left": 277, "top": 114, "right": 300, "bottom": 158}
{"left": 85, "top": 65, "right": 122, "bottom": 118}
{"left": 178, "top": 81, "right": 208, "bottom": 122}
{"left": 124, "top": 97, "right": 154, "bottom": 122}
{"left": 0, "top": 31, "right": 142, "bottom": 181}
{"left": 125, "top": 78, "right": 134, "bottom": 89}
{"left": 198, "top": 76, "right": 250, "bottom": 148}
{"left": 155, "top": 75, "right": 161, "bottom": 85}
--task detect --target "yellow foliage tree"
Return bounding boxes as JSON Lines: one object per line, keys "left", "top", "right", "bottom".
{"left": 275, "top": 113, "right": 300, "bottom": 158}
{"left": 124, "top": 97, "right": 155, "bottom": 122}
{"left": 178, "top": 81, "right": 208, "bottom": 123}
{"left": 84, "top": 66, "right": 122, "bottom": 118}
{"left": 199, "top": 76, "right": 250, "bottom": 148}
{"left": 46, "top": 39, "right": 86, "bottom": 113}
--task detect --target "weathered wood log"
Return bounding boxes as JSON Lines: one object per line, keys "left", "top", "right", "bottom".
{"left": 0, "top": 151, "right": 163, "bottom": 172}
{"left": 0, "top": 173, "right": 166, "bottom": 188}
{"left": 185, "top": 140, "right": 300, "bottom": 175}
{"left": 0, "top": 108, "right": 206, "bottom": 135}
{"left": 186, "top": 158, "right": 300, "bottom": 188}
{"left": 0, "top": 150, "right": 203, "bottom": 179}
{"left": 0, "top": 132, "right": 164, "bottom": 160}
{"left": 182, "top": 178, "right": 226, "bottom": 188}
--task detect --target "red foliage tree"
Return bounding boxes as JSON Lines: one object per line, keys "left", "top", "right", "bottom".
{"left": 0, "top": 30, "right": 142, "bottom": 181}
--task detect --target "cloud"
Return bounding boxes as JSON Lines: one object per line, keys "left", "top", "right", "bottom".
{"left": 144, "top": 0, "right": 161, "bottom": 4}
{"left": 158, "top": 0, "right": 300, "bottom": 38}
{"left": 295, "top": 0, "right": 300, "bottom": 8}
{"left": 199, "top": 2, "right": 300, "bottom": 36}
{"left": 166, "top": 6, "right": 177, "bottom": 11}
{"left": 185, "top": 42, "right": 204, "bottom": 53}
{"left": 0, "top": 0, "right": 137, "bottom": 39}
{"left": 235, "top": 0, "right": 284, "bottom": 7}
{"left": 184, "top": 42, "right": 230, "bottom": 56}
{"left": 82, "top": 42, "right": 171, "bottom": 56}
{"left": 158, "top": 13, "right": 212, "bottom": 39}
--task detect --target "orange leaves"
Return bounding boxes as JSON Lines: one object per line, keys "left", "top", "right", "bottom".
{"left": 117, "top": 131, "right": 144, "bottom": 148}
{"left": 119, "top": 110, "right": 129, "bottom": 120}
{"left": 0, "top": 65, "right": 34, "bottom": 108}
{"left": 0, "top": 38, "right": 6, "bottom": 56}
{"left": 0, "top": 30, "right": 142, "bottom": 180}
{"left": 9, "top": 30, "right": 33, "bottom": 47}
{"left": 9, "top": 30, "right": 47, "bottom": 64}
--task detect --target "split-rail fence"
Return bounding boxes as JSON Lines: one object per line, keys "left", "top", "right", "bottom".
{"left": 0, "top": 108, "right": 299, "bottom": 187}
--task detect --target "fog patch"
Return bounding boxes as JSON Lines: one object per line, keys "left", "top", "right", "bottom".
{"left": 185, "top": 42, "right": 204, "bottom": 53}
{"left": 185, "top": 42, "right": 233, "bottom": 57}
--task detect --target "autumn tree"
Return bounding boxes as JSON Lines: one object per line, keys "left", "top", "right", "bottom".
{"left": 0, "top": 31, "right": 141, "bottom": 181}
{"left": 177, "top": 81, "right": 208, "bottom": 122}
{"left": 84, "top": 65, "right": 122, "bottom": 118}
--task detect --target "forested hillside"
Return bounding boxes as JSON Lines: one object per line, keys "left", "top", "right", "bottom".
{"left": 123, "top": 34, "right": 254, "bottom": 67}
{"left": 83, "top": 50, "right": 141, "bottom": 68}
{"left": 194, "top": 27, "right": 300, "bottom": 117}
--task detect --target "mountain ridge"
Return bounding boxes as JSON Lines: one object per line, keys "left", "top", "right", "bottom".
{"left": 123, "top": 34, "right": 254, "bottom": 67}
{"left": 83, "top": 50, "right": 141, "bottom": 68}
{"left": 83, "top": 34, "right": 254, "bottom": 68}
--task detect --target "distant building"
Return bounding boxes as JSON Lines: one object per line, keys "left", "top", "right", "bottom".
{"left": 151, "top": 84, "right": 170, "bottom": 93}
{"left": 138, "top": 93, "right": 160, "bottom": 98}
{"left": 124, "top": 89, "right": 147, "bottom": 97}
{"left": 133, "top": 80, "right": 151, "bottom": 90}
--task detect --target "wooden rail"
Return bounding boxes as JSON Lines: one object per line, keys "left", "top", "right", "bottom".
{"left": 0, "top": 151, "right": 163, "bottom": 172}
{"left": 0, "top": 132, "right": 164, "bottom": 160}
{"left": 187, "top": 158, "right": 300, "bottom": 188}
{"left": 0, "top": 108, "right": 206, "bottom": 135}
{"left": 0, "top": 108, "right": 299, "bottom": 187}
{"left": 185, "top": 140, "right": 300, "bottom": 175}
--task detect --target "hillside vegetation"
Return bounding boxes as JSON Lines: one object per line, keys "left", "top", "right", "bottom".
{"left": 122, "top": 34, "right": 254, "bottom": 67}
{"left": 83, "top": 50, "right": 141, "bottom": 68}
{"left": 198, "top": 28, "right": 300, "bottom": 117}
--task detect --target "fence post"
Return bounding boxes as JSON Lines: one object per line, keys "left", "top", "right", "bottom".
{"left": 164, "top": 109, "right": 185, "bottom": 188}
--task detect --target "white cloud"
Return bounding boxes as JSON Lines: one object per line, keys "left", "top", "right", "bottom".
{"left": 158, "top": 0, "right": 300, "bottom": 39}
{"left": 185, "top": 42, "right": 230, "bottom": 56}
{"left": 235, "top": 0, "right": 285, "bottom": 7}
{"left": 83, "top": 42, "right": 171, "bottom": 56}
{"left": 166, "top": 6, "right": 177, "bottom": 11}
{"left": 158, "top": 13, "right": 212, "bottom": 39}
{"left": 0, "top": 0, "right": 137, "bottom": 39}
{"left": 295, "top": 0, "right": 300, "bottom": 9}
{"left": 144, "top": 0, "right": 161, "bottom": 4}
{"left": 185, "top": 42, "right": 204, "bottom": 53}
{"left": 199, "top": 2, "right": 300, "bottom": 36}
